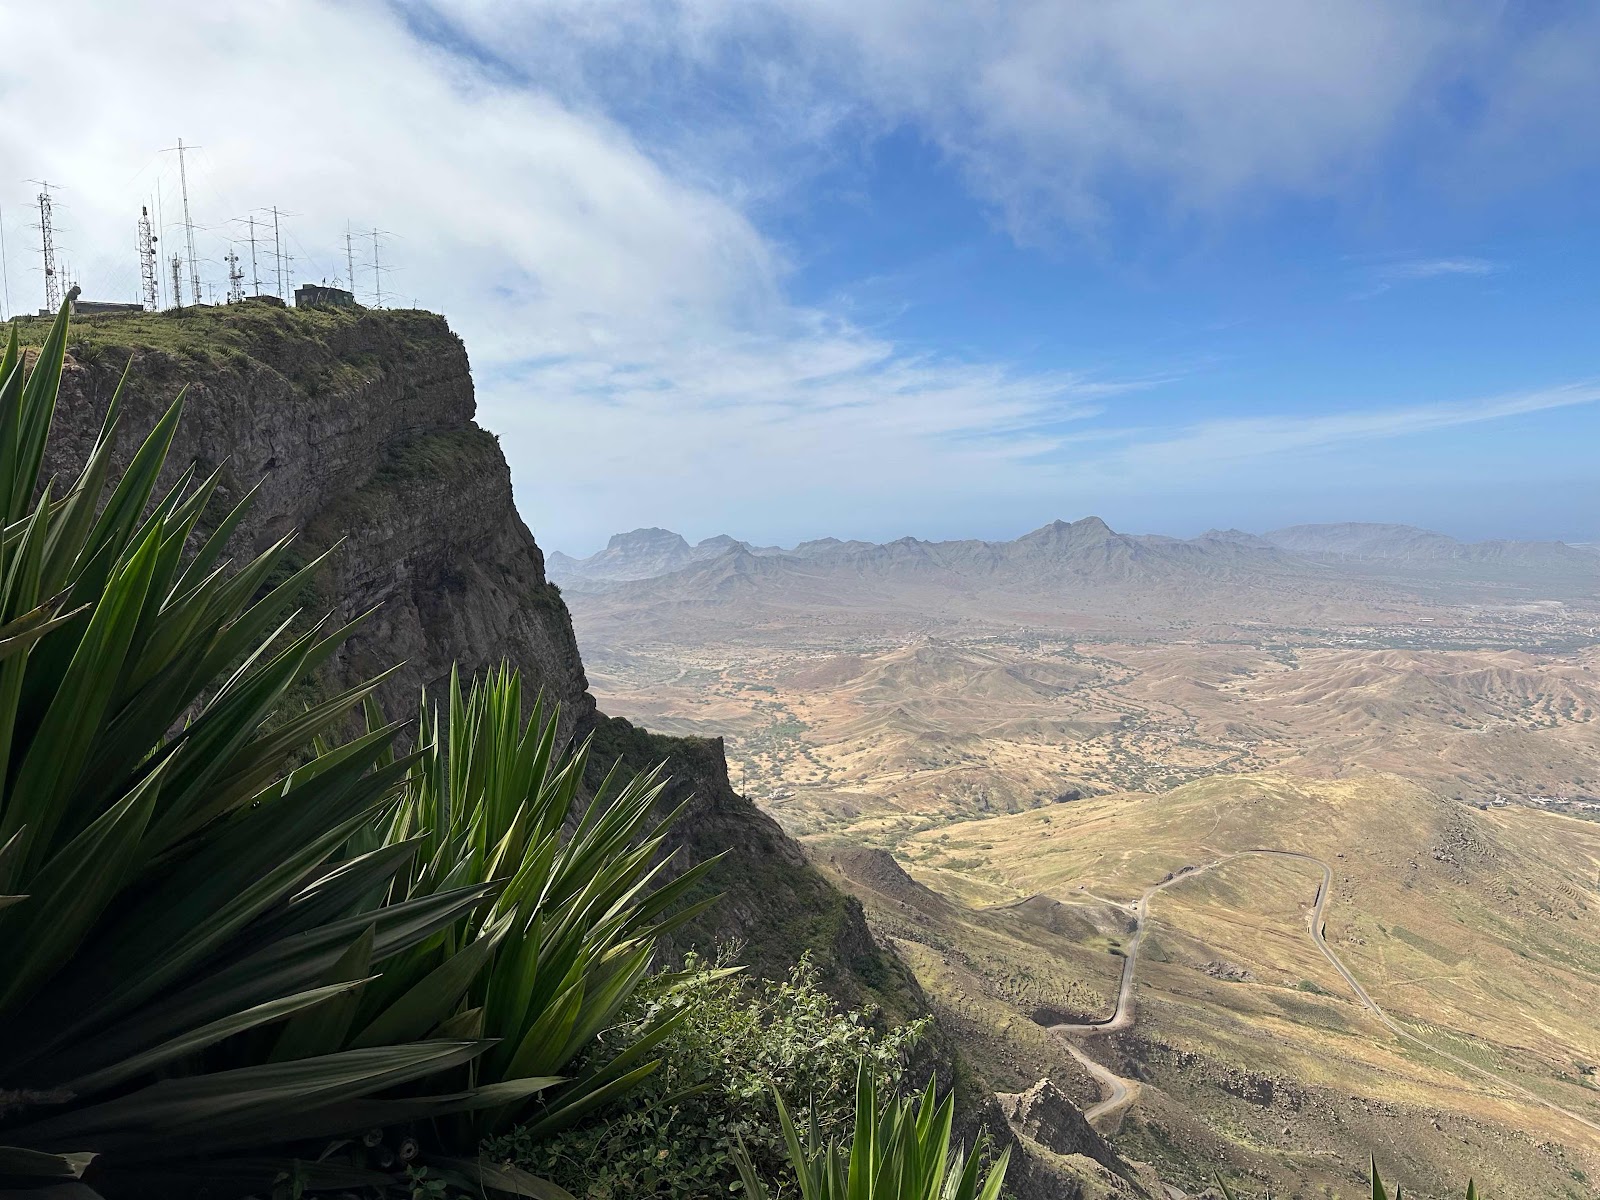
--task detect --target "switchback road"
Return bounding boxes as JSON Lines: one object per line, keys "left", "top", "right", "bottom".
{"left": 1043, "top": 849, "right": 1600, "bottom": 1139}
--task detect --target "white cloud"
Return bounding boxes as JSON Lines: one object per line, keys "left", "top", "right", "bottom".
{"left": 421, "top": 1, "right": 1598, "bottom": 243}
{"left": 1352, "top": 255, "right": 1500, "bottom": 297}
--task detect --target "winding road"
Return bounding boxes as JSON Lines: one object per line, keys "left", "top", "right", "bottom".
{"left": 1043, "top": 849, "right": 1600, "bottom": 1139}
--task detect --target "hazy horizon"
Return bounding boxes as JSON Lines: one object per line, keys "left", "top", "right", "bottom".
{"left": 553, "top": 510, "right": 1597, "bottom": 562}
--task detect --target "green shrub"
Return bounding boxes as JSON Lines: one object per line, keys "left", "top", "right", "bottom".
{"left": 488, "top": 954, "right": 926, "bottom": 1197}
{"left": 733, "top": 1058, "right": 1008, "bottom": 1200}
{"left": 354, "top": 667, "right": 719, "bottom": 1150}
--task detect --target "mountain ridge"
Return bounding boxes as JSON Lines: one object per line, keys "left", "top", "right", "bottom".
{"left": 553, "top": 517, "right": 1599, "bottom": 629}
{"left": 554, "top": 516, "right": 1596, "bottom": 588}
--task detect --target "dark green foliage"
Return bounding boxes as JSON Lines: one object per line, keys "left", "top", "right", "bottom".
{"left": 487, "top": 955, "right": 926, "bottom": 1197}
{"left": 0, "top": 304, "right": 692, "bottom": 1199}
{"left": 0, "top": 304, "right": 531, "bottom": 1194}
{"left": 361, "top": 668, "right": 721, "bottom": 1145}
{"left": 732, "top": 1059, "right": 1009, "bottom": 1200}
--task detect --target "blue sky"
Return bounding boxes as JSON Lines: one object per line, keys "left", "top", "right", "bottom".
{"left": 5, "top": 2, "right": 1599, "bottom": 553}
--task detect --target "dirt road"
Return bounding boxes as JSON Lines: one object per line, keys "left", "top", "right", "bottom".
{"left": 1045, "top": 849, "right": 1600, "bottom": 1139}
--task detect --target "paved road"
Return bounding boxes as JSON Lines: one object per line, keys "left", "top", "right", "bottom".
{"left": 1060, "top": 1039, "right": 1133, "bottom": 1125}
{"left": 1044, "top": 849, "right": 1600, "bottom": 1139}
{"left": 1050, "top": 861, "right": 1224, "bottom": 1039}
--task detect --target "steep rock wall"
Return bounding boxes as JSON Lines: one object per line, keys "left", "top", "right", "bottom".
{"left": 36, "top": 302, "right": 910, "bottom": 1007}
{"left": 40, "top": 304, "right": 591, "bottom": 735}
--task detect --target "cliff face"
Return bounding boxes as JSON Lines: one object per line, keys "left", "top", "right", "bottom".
{"left": 37, "top": 302, "right": 909, "bottom": 1009}
{"left": 40, "top": 304, "right": 591, "bottom": 737}
{"left": 587, "top": 716, "right": 921, "bottom": 1017}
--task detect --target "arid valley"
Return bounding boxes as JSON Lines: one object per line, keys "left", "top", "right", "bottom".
{"left": 557, "top": 518, "right": 1600, "bottom": 1198}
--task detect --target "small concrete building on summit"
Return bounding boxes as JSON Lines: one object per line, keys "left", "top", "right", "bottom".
{"left": 294, "top": 282, "right": 360, "bottom": 309}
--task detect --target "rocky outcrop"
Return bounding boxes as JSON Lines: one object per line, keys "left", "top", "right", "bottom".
{"left": 587, "top": 716, "right": 920, "bottom": 1017}
{"left": 42, "top": 304, "right": 590, "bottom": 737}
{"left": 998, "top": 1078, "right": 1121, "bottom": 1174}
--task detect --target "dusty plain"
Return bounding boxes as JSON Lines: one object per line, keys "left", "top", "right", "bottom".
{"left": 562, "top": 529, "right": 1600, "bottom": 1197}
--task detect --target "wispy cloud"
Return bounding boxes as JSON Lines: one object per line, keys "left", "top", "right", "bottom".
{"left": 422, "top": 1, "right": 1600, "bottom": 246}
{"left": 5, "top": 2, "right": 1596, "bottom": 551}
{"left": 1354, "top": 255, "right": 1501, "bottom": 298}
{"left": 1379, "top": 257, "right": 1498, "bottom": 282}
{"left": 1077, "top": 382, "right": 1600, "bottom": 483}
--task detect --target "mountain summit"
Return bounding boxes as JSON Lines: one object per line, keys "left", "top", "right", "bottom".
{"left": 548, "top": 527, "right": 766, "bottom": 582}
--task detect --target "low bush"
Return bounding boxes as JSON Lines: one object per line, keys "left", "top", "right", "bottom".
{"left": 487, "top": 954, "right": 926, "bottom": 1197}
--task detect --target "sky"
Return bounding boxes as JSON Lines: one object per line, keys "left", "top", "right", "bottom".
{"left": 3, "top": 1, "right": 1598, "bottom": 555}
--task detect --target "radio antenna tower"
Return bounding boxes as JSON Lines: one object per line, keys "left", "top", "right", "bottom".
{"left": 246, "top": 215, "right": 262, "bottom": 294}
{"left": 225, "top": 246, "right": 245, "bottom": 303}
{"left": 367, "top": 227, "right": 398, "bottom": 308}
{"left": 169, "top": 253, "right": 183, "bottom": 311}
{"left": 265, "top": 206, "right": 301, "bottom": 299}
{"left": 161, "top": 138, "right": 205, "bottom": 306}
{"left": 345, "top": 224, "right": 357, "bottom": 296}
{"left": 137, "top": 205, "right": 159, "bottom": 310}
{"left": 29, "top": 181, "right": 62, "bottom": 312}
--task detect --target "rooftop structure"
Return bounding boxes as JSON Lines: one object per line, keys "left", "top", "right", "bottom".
{"left": 294, "top": 282, "right": 359, "bottom": 309}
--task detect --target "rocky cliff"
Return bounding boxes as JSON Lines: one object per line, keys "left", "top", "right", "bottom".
{"left": 35, "top": 301, "right": 908, "bottom": 1012}
{"left": 41, "top": 303, "right": 591, "bottom": 738}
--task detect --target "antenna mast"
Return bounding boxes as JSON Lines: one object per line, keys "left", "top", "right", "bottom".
{"left": 176, "top": 139, "right": 202, "bottom": 305}
{"left": 31, "top": 181, "right": 61, "bottom": 312}
{"left": 246, "top": 215, "right": 261, "bottom": 294}
{"left": 367, "top": 227, "right": 398, "bottom": 308}
{"left": 170, "top": 254, "right": 183, "bottom": 311}
{"left": 271, "top": 206, "right": 284, "bottom": 298}
{"left": 159, "top": 140, "right": 204, "bottom": 304}
{"left": 225, "top": 246, "right": 245, "bottom": 303}
{"left": 345, "top": 224, "right": 357, "bottom": 297}
{"left": 0, "top": 201, "right": 11, "bottom": 321}
{"left": 138, "top": 205, "right": 159, "bottom": 310}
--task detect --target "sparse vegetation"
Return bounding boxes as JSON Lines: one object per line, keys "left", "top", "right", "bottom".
{"left": 1214, "top": 1157, "right": 1479, "bottom": 1198}
{"left": 489, "top": 954, "right": 926, "bottom": 1197}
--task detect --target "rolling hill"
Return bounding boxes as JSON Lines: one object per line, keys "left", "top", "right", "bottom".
{"left": 887, "top": 772, "right": 1600, "bottom": 1198}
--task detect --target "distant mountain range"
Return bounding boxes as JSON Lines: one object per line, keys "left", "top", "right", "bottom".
{"left": 1260, "top": 522, "right": 1593, "bottom": 564}
{"left": 548, "top": 517, "right": 1599, "bottom": 639}
{"left": 547, "top": 528, "right": 782, "bottom": 584}
{"left": 552, "top": 518, "right": 1596, "bottom": 589}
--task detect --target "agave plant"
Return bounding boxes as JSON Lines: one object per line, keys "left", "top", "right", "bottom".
{"left": 1213, "top": 1158, "right": 1480, "bottom": 1199}
{"left": 359, "top": 667, "right": 721, "bottom": 1147}
{"left": 0, "top": 304, "right": 554, "bottom": 1195}
{"left": 734, "top": 1059, "right": 1010, "bottom": 1200}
